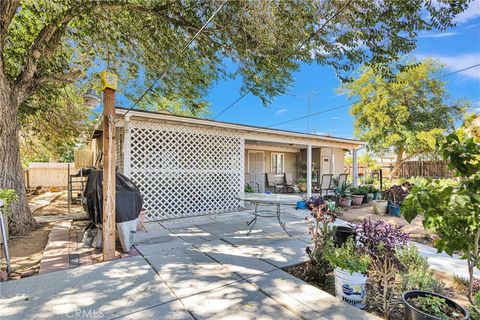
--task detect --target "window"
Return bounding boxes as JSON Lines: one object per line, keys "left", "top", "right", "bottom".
{"left": 271, "top": 153, "right": 284, "bottom": 175}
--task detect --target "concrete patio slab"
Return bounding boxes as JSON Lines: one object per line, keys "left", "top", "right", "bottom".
{"left": 247, "top": 269, "right": 381, "bottom": 320}
{"left": 0, "top": 256, "right": 176, "bottom": 320}
{"left": 144, "top": 246, "right": 243, "bottom": 298}
{"left": 194, "top": 240, "right": 278, "bottom": 278}
{"left": 180, "top": 280, "right": 301, "bottom": 320}
{"left": 115, "top": 300, "right": 193, "bottom": 320}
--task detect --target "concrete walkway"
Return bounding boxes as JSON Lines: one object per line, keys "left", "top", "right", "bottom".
{"left": 1, "top": 208, "right": 379, "bottom": 320}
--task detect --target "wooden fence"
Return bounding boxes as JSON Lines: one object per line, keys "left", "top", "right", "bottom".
{"left": 24, "top": 162, "right": 77, "bottom": 189}
{"left": 346, "top": 160, "right": 454, "bottom": 180}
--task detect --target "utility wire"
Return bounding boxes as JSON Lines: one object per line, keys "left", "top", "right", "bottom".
{"left": 212, "top": 0, "right": 354, "bottom": 120}
{"left": 261, "top": 63, "right": 480, "bottom": 131}
{"left": 117, "top": 1, "right": 228, "bottom": 123}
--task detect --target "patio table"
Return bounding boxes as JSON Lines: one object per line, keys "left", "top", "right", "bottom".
{"left": 237, "top": 193, "right": 302, "bottom": 237}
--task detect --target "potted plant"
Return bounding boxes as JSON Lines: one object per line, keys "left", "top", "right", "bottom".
{"left": 402, "top": 290, "right": 469, "bottom": 320}
{"left": 383, "top": 184, "right": 409, "bottom": 216}
{"left": 366, "top": 185, "right": 378, "bottom": 203}
{"left": 372, "top": 198, "right": 388, "bottom": 215}
{"left": 297, "top": 177, "right": 307, "bottom": 193}
{"left": 325, "top": 237, "right": 370, "bottom": 309}
{"left": 350, "top": 187, "right": 365, "bottom": 206}
{"left": 336, "top": 182, "right": 352, "bottom": 207}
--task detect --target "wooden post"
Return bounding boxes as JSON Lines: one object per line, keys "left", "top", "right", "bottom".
{"left": 101, "top": 71, "right": 117, "bottom": 261}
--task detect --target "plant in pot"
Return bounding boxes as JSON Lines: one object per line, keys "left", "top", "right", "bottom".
{"left": 336, "top": 182, "right": 352, "bottom": 207}
{"left": 350, "top": 187, "right": 366, "bottom": 206}
{"left": 356, "top": 219, "right": 410, "bottom": 318}
{"left": 383, "top": 184, "right": 409, "bottom": 216}
{"left": 325, "top": 237, "right": 370, "bottom": 309}
{"left": 297, "top": 177, "right": 307, "bottom": 193}
{"left": 402, "top": 291, "right": 469, "bottom": 320}
{"left": 366, "top": 185, "right": 378, "bottom": 203}
{"left": 304, "top": 196, "right": 336, "bottom": 286}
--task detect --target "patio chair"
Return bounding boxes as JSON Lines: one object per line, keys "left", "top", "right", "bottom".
{"left": 266, "top": 173, "right": 285, "bottom": 193}
{"left": 284, "top": 173, "right": 300, "bottom": 193}
{"left": 319, "top": 174, "right": 334, "bottom": 196}
{"left": 337, "top": 173, "right": 348, "bottom": 190}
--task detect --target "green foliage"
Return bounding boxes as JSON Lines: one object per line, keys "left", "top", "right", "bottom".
{"left": 325, "top": 237, "right": 370, "bottom": 274}
{"left": 244, "top": 184, "right": 254, "bottom": 193}
{"left": 342, "top": 59, "right": 464, "bottom": 168}
{"left": 413, "top": 295, "right": 455, "bottom": 320}
{"left": 397, "top": 245, "right": 445, "bottom": 293}
{"left": 0, "top": 189, "right": 19, "bottom": 216}
{"left": 402, "top": 131, "right": 480, "bottom": 303}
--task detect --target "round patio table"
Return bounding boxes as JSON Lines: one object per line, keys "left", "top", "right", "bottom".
{"left": 237, "top": 193, "right": 302, "bottom": 237}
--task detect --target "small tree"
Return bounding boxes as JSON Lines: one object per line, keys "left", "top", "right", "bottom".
{"left": 402, "top": 131, "right": 480, "bottom": 305}
{"left": 341, "top": 59, "right": 465, "bottom": 178}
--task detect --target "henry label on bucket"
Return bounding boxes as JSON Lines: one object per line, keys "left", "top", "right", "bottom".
{"left": 341, "top": 284, "right": 366, "bottom": 307}
{"left": 334, "top": 268, "right": 367, "bottom": 309}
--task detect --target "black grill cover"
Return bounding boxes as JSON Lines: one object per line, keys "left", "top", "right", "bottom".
{"left": 83, "top": 170, "right": 143, "bottom": 224}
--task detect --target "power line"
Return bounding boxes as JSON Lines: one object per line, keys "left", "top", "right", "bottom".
{"left": 212, "top": 0, "right": 354, "bottom": 120}
{"left": 117, "top": 1, "right": 228, "bottom": 123}
{"left": 262, "top": 63, "right": 480, "bottom": 130}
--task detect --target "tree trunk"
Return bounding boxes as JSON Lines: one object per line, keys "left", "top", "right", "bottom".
{"left": 0, "top": 80, "right": 35, "bottom": 235}
{"left": 389, "top": 145, "right": 404, "bottom": 180}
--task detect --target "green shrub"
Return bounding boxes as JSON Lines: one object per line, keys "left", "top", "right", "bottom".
{"left": 398, "top": 245, "right": 446, "bottom": 293}
{"left": 325, "top": 237, "right": 370, "bottom": 274}
{"left": 0, "top": 189, "right": 18, "bottom": 216}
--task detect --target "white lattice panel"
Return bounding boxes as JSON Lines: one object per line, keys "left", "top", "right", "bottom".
{"left": 126, "top": 120, "right": 244, "bottom": 221}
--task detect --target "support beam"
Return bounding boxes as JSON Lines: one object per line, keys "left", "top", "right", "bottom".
{"left": 102, "top": 79, "right": 117, "bottom": 262}
{"left": 352, "top": 148, "right": 358, "bottom": 187}
{"left": 307, "top": 145, "right": 312, "bottom": 198}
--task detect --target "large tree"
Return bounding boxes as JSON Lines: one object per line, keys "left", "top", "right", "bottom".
{"left": 0, "top": 0, "right": 472, "bottom": 235}
{"left": 342, "top": 59, "right": 465, "bottom": 178}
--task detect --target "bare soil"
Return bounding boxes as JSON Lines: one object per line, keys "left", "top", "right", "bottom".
{"left": 2, "top": 221, "right": 54, "bottom": 279}
{"left": 1, "top": 192, "right": 84, "bottom": 280}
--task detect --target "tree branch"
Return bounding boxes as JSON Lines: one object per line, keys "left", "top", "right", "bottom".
{"left": 0, "top": 0, "right": 20, "bottom": 73}
{"left": 18, "top": 70, "right": 82, "bottom": 103}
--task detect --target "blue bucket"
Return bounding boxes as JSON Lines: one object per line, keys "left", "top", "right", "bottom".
{"left": 296, "top": 201, "right": 306, "bottom": 209}
{"left": 388, "top": 204, "right": 401, "bottom": 217}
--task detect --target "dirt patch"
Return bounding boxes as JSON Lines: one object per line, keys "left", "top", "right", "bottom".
{"left": 2, "top": 193, "right": 85, "bottom": 280}
{"left": 34, "top": 192, "right": 84, "bottom": 216}
{"left": 284, "top": 262, "right": 470, "bottom": 320}
{"left": 2, "top": 221, "right": 54, "bottom": 280}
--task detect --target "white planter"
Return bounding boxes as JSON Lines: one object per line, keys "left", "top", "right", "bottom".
{"left": 372, "top": 200, "right": 388, "bottom": 215}
{"left": 334, "top": 267, "right": 368, "bottom": 309}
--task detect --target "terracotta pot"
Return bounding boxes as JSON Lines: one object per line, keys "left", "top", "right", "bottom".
{"left": 298, "top": 183, "right": 307, "bottom": 192}
{"left": 351, "top": 195, "right": 364, "bottom": 206}
{"left": 339, "top": 198, "right": 351, "bottom": 207}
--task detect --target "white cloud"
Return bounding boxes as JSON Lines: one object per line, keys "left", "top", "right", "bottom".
{"left": 475, "top": 107, "right": 480, "bottom": 114}
{"left": 330, "top": 116, "right": 341, "bottom": 120}
{"left": 418, "top": 32, "right": 459, "bottom": 38}
{"left": 453, "top": 0, "right": 480, "bottom": 23}
{"left": 417, "top": 53, "right": 480, "bottom": 79}
{"left": 274, "top": 108, "right": 288, "bottom": 116}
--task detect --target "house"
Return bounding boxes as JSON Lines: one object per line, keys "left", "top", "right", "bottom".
{"left": 91, "top": 107, "right": 365, "bottom": 221}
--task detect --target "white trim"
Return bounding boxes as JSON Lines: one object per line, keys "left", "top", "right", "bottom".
{"left": 271, "top": 152, "right": 285, "bottom": 175}
{"left": 307, "top": 145, "right": 312, "bottom": 198}
{"left": 113, "top": 109, "right": 365, "bottom": 148}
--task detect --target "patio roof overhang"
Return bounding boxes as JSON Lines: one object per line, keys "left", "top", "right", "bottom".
{"left": 93, "top": 107, "right": 366, "bottom": 151}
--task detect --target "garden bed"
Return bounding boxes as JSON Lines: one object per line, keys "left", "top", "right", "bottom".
{"left": 284, "top": 261, "right": 470, "bottom": 320}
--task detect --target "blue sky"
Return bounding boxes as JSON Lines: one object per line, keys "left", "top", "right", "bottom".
{"left": 204, "top": 3, "right": 480, "bottom": 139}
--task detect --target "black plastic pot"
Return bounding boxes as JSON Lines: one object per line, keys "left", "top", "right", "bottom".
{"left": 334, "top": 226, "right": 356, "bottom": 247}
{"left": 402, "top": 290, "right": 470, "bottom": 320}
